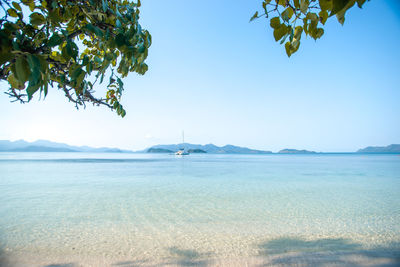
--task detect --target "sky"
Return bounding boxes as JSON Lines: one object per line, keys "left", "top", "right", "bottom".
{"left": 0, "top": 0, "right": 399, "bottom": 152}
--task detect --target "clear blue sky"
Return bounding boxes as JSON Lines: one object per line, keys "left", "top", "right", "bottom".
{"left": 0, "top": 0, "right": 399, "bottom": 152}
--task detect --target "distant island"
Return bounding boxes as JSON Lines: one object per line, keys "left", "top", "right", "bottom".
{"left": 147, "top": 148, "right": 173, "bottom": 153}
{"left": 144, "top": 143, "right": 272, "bottom": 154}
{"left": 357, "top": 144, "right": 400, "bottom": 153}
{"left": 0, "top": 140, "right": 133, "bottom": 153}
{"left": 1, "top": 139, "right": 399, "bottom": 154}
{"left": 146, "top": 147, "right": 207, "bottom": 154}
{"left": 9, "top": 145, "right": 77, "bottom": 152}
{"left": 278, "top": 149, "right": 317, "bottom": 154}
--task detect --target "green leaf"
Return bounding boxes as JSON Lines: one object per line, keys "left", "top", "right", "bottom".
{"left": 116, "top": 19, "right": 122, "bottom": 28}
{"left": 28, "top": 2, "right": 35, "bottom": 12}
{"left": 294, "top": 26, "right": 303, "bottom": 40}
{"left": 15, "top": 56, "right": 30, "bottom": 83}
{"left": 0, "top": 50, "right": 13, "bottom": 66}
{"left": 47, "top": 34, "right": 63, "bottom": 47}
{"left": 100, "top": 72, "right": 105, "bottom": 84}
{"left": 292, "top": 39, "right": 300, "bottom": 51}
{"left": 281, "top": 8, "right": 294, "bottom": 22}
{"left": 116, "top": 5, "right": 123, "bottom": 18}
{"left": 276, "top": 0, "right": 285, "bottom": 6}
{"left": 273, "top": 25, "right": 288, "bottom": 41}
{"left": 85, "top": 24, "right": 104, "bottom": 37}
{"left": 27, "top": 54, "right": 41, "bottom": 85}
{"left": 308, "top": 19, "right": 318, "bottom": 36}
{"left": 356, "top": 0, "right": 366, "bottom": 8}
{"left": 85, "top": 23, "right": 96, "bottom": 33}
{"left": 336, "top": 11, "right": 345, "bottom": 25}
{"left": 306, "top": 12, "right": 318, "bottom": 21}
{"left": 8, "top": 74, "right": 24, "bottom": 89}
{"left": 95, "top": 27, "right": 104, "bottom": 37}
{"left": 30, "top": 12, "right": 46, "bottom": 26}
{"left": 102, "top": 0, "right": 108, "bottom": 12}
{"left": 38, "top": 55, "right": 48, "bottom": 73}
{"left": 270, "top": 17, "right": 281, "bottom": 29}
{"left": 61, "top": 45, "right": 70, "bottom": 61}
{"left": 87, "top": 61, "right": 93, "bottom": 74}
{"left": 281, "top": 11, "right": 289, "bottom": 22}
{"left": 12, "top": 2, "right": 22, "bottom": 11}
{"left": 26, "top": 83, "right": 41, "bottom": 101}
{"left": 285, "top": 40, "right": 301, "bottom": 57}
{"left": 48, "top": 10, "right": 60, "bottom": 24}
{"left": 43, "top": 81, "right": 48, "bottom": 97}
{"left": 66, "top": 41, "right": 79, "bottom": 61}
{"left": 76, "top": 69, "right": 86, "bottom": 87}
{"left": 262, "top": 2, "right": 268, "bottom": 12}
{"left": 280, "top": 33, "right": 289, "bottom": 44}
{"left": 117, "top": 77, "right": 124, "bottom": 94}
{"left": 115, "top": 33, "right": 126, "bottom": 47}
{"left": 71, "top": 66, "right": 81, "bottom": 80}
{"left": 300, "top": 0, "right": 309, "bottom": 14}
{"left": 82, "top": 55, "right": 89, "bottom": 66}
{"left": 250, "top": 11, "right": 258, "bottom": 22}
{"left": 319, "top": 0, "right": 332, "bottom": 11}
{"left": 315, "top": 28, "right": 324, "bottom": 39}
{"left": 319, "top": 10, "right": 329, "bottom": 25}
{"left": 138, "top": 44, "right": 145, "bottom": 53}
{"left": 285, "top": 42, "right": 292, "bottom": 57}
{"left": 26, "top": 54, "right": 42, "bottom": 100}
{"left": 330, "top": 0, "right": 350, "bottom": 16}
{"left": 289, "top": 26, "right": 294, "bottom": 41}
{"left": 7, "top": 9, "right": 18, "bottom": 18}
{"left": 94, "top": 56, "right": 102, "bottom": 64}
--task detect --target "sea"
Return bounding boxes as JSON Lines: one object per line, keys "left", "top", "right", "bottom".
{"left": 0, "top": 152, "right": 399, "bottom": 266}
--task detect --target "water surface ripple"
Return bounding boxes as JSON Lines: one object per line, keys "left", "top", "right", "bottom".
{"left": 0, "top": 152, "right": 399, "bottom": 266}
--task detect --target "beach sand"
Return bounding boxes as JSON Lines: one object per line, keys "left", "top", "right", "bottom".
{"left": 1, "top": 237, "right": 399, "bottom": 267}
{"left": 1, "top": 252, "right": 399, "bottom": 267}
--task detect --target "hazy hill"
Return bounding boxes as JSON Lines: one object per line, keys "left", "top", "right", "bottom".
{"left": 0, "top": 140, "right": 132, "bottom": 153}
{"left": 278, "top": 149, "right": 317, "bottom": 154}
{"left": 9, "top": 146, "right": 77, "bottom": 152}
{"left": 147, "top": 143, "right": 272, "bottom": 154}
{"left": 357, "top": 144, "right": 400, "bottom": 153}
{"left": 147, "top": 148, "right": 173, "bottom": 153}
{"left": 2, "top": 140, "right": 399, "bottom": 154}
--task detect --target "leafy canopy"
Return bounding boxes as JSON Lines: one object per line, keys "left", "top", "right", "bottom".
{"left": 0, "top": 0, "right": 151, "bottom": 117}
{"left": 250, "top": 0, "right": 368, "bottom": 57}
{"left": 0, "top": 0, "right": 367, "bottom": 116}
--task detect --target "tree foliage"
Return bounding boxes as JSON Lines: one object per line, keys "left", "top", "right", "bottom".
{"left": 0, "top": 0, "right": 151, "bottom": 117}
{"left": 251, "top": 0, "right": 368, "bottom": 57}
{"left": 0, "top": 0, "right": 368, "bottom": 117}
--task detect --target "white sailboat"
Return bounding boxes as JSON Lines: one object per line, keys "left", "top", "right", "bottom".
{"left": 175, "top": 131, "right": 189, "bottom": 155}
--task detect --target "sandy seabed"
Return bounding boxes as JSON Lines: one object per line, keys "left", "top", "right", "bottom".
{"left": 2, "top": 246, "right": 400, "bottom": 267}
{"left": 1, "top": 154, "right": 400, "bottom": 266}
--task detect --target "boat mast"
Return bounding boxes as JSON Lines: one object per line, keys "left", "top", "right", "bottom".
{"left": 182, "top": 130, "right": 185, "bottom": 144}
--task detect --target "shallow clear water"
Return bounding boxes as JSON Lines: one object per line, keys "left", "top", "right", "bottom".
{"left": 0, "top": 153, "right": 399, "bottom": 265}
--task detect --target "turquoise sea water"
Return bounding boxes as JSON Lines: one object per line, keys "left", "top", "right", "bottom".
{"left": 0, "top": 153, "right": 399, "bottom": 265}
